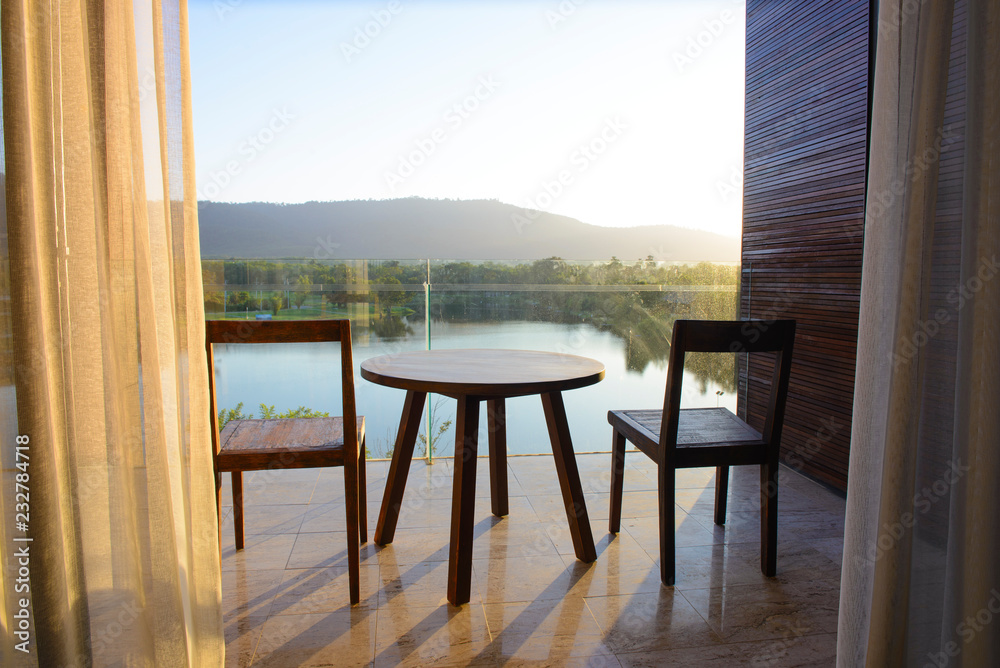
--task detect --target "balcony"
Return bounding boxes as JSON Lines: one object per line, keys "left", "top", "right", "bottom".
{"left": 206, "top": 258, "right": 844, "bottom": 665}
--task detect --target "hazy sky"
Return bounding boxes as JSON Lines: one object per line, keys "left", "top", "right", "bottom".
{"left": 188, "top": 0, "right": 746, "bottom": 237}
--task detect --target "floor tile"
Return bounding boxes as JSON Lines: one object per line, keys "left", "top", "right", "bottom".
{"left": 224, "top": 614, "right": 267, "bottom": 668}
{"left": 222, "top": 534, "right": 297, "bottom": 572}
{"left": 693, "top": 510, "right": 845, "bottom": 544}
{"left": 615, "top": 630, "right": 837, "bottom": 666}
{"left": 501, "top": 656, "right": 623, "bottom": 668}
{"left": 558, "top": 532, "right": 663, "bottom": 598}
{"left": 299, "top": 501, "right": 381, "bottom": 534}
{"left": 679, "top": 578, "right": 841, "bottom": 644}
{"left": 476, "top": 555, "right": 587, "bottom": 604}
{"left": 251, "top": 609, "right": 376, "bottom": 667}
{"left": 374, "top": 527, "right": 452, "bottom": 565}
{"left": 547, "top": 519, "right": 617, "bottom": 557}
{"left": 269, "top": 566, "right": 381, "bottom": 614}
{"left": 669, "top": 541, "right": 841, "bottom": 591}
{"left": 584, "top": 589, "right": 721, "bottom": 653}
{"left": 471, "top": 519, "right": 563, "bottom": 561}
{"left": 287, "top": 531, "right": 379, "bottom": 569}
{"left": 241, "top": 478, "right": 319, "bottom": 506}
{"left": 373, "top": 602, "right": 494, "bottom": 667}
{"left": 620, "top": 513, "right": 719, "bottom": 559}
{"left": 484, "top": 598, "right": 615, "bottom": 664}
{"left": 529, "top": 491, "right": 613, "bottom": 522}
{"left": 379, "top": 558, "right": 484, "bottom": 607}
{"left": 809, "top": 537, "right": 845, "bottom": 568}
{"left": 220, "top": 503, "right": 310, "bottom": 536}
{"left": 222, "top": 568, "right": 285, "bottom": 622}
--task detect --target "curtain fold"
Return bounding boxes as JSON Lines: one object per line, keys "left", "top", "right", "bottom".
{"left": 1, "top": 1, "right": 222, "bottom": 666}
{"left": 839, "top": 0, "right": 1000, "bottom": 665}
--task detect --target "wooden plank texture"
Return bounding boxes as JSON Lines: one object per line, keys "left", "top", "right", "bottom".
{"left": 740, "top": 0, "right": 871, "bottom": 491}
{"left": 616, "top": 408, "right": 763, "bottom": 447}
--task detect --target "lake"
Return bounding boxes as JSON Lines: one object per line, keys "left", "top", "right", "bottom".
{"left": 211, "top": 318, "right": 737, "bottom": 457}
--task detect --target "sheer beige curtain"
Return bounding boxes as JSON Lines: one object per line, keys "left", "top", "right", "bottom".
{"left": 0, "top": 1, "right": 222, "bottom": 666}
{"left": 838, "top": 0, "right": 999, "bottom": 665}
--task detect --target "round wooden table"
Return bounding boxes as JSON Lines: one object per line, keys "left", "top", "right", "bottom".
{"left": 361, "top": 349, "right": 605, "bottom": 606}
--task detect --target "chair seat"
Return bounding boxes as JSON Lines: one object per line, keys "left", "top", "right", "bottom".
{"left": 608, "top": 407, "right": 764, "bottom": 467}
{"left": 218, "top": 417, "right": 366, "bottom": 471}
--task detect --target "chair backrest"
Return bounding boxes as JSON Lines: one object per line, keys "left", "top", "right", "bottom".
{"left": 204, "top": 319, "right": 358, "bottom": 461}
{"left": 660, "top": 319, "right": 795, "bottom": 452}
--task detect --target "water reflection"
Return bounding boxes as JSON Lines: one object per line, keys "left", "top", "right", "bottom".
{"left": 370, "top": 314, "right": 413, "bottom": 340}
{"left": 213, "top": 318, "right": 738, "bottom": 458}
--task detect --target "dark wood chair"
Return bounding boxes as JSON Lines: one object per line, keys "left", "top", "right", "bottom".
{"left": 206, "top": 319, "right": 366, "bottom": 604}
{"left": 608, "top": 319, "right": 795, "bottom": 586}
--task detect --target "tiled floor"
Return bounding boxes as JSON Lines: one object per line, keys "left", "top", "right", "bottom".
{"left": 220, "top": 453, "right": 846, "bottom": 667}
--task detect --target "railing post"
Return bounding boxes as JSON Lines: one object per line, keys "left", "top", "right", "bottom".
{"left": 425, "top": 258, "right": 433, "bottom": 464}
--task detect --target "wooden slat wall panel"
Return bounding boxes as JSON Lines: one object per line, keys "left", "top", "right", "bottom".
{"left": 739, "top": 0, "right": 870, "bottom": 491}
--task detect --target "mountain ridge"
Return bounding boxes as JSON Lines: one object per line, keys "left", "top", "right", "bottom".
{"left": 196, "top": 198, "right": 740, "bottom": 261}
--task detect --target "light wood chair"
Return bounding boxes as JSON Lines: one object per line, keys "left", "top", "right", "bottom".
{"left": 206, "top": 319, "right": 366, "bottom": 604}
{"left": 608, "top": 319, "right": 795, "bottom": 586}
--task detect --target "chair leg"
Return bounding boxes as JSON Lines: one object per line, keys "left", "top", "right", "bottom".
{"left": 760, "top": 460, "right": 778, "bottom": 577}
{"left": 714, "top": 465, "right": 729, "bottom": 526}
{"left": 658, "top": 462, "right": 676, "bottom": 586}
{"left": 215, "top": 471, "right": 223, "bottom": 552}
{"left": 232, "top": 471, "right": 245, "bottom": 550}
{"left": 358, "top": 436, "right": 368, "bottom": 543}
{"left": 344, "top": 458, "right": 361, "bottom": 605}
{"left": 609, "top": 429, "right": 627, "bottom": 534}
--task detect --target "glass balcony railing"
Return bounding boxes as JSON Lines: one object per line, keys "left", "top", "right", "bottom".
{"left": 203, "top": 258, "right": 740, "bottom": 460}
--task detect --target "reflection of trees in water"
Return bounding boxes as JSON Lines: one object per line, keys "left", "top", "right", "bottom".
{"left": 587, "top": 290, "right": 738, "bottom": 394}
{"left": 370, "top": 314, "right": 413, "bottom": 340}
{"left": 421, "top": 288, "right": 738, "bottom": 393}
{"left": 615, "top": 300, "right": 673, "bottom": 374}
{"left": 684, "top": 351, "right": 736, "bottom": 394}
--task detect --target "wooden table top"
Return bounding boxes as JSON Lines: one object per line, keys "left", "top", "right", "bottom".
{"left": 360, "top": 349, "right": 605, "bottom": 398}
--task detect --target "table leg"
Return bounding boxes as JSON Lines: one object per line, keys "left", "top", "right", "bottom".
{"left": 487, "top": 398, "right": 508, "bottom": 517}
{"left": 375, "top": 390, "right": 427, "bottom": 545}
{"left": 448, "top": 396, "right": 480, "bottom": 606}
{"left": 541, "top": 391, "right": 597, "bottom": 563}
